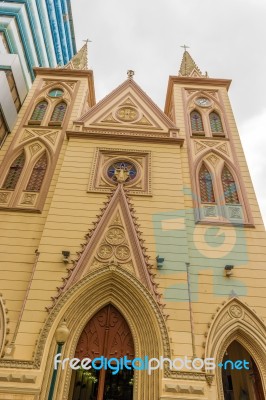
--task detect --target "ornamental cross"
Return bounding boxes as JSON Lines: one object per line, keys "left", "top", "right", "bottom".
{"left": 180, "top": 44, "right": 190, "bottom": 52}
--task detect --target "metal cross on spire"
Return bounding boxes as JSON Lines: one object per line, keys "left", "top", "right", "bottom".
{"left": 83, "top": 39, "right": 92, "bottom": 44}
{"left": 180, "top": 44, "right": 190, "bottom": 52}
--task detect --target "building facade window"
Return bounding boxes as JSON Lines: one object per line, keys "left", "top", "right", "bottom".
{"left": 190, "top": 110, "right": 204, "bottom": 134}
{"left": 30, "top": 100, "right": 48, "bottom": 123}
{"left": 209, "top": 111, "right": 223, "bottom": 134}
{"left": 2, "top": 151, "right": 25, "bottom": 190}
{"left": 199, "top": 164, "right": 215, "bottom": 203}
{"left": 4, "top": 70, "right": 21, "bottom": 112}
{"left": 26, "top": 153, "right": 48, "bottom": 192}
{"left": 0, "top": 109, "right": 8, "bottom": 146}
{"left": 222, "top": 165, "right": 239, "bottom": 204}
{"left": 50, "top": 101, "right": 67, "bottom": 123}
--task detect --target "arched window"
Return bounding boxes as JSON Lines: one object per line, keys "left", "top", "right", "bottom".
{"left": 2, "top": 151, "right": 25, "bottom": 190}
{"left": 30, "top": 100, "right": 48, "bottom": 123}
{"left": 222, "top": 166, "right": 239, "bottom": 204}
{"left": 209, "top": 111, "right": 223, "bottom": 134}
{"left": 50, "top": 101, "right": 67, "bottom": 123}
{"left": 26, "top": 152, "right": 48, "bottom": 192}
{"left": 199, "top": 164, "right": 215, "bottom": 203}
{"left": 190, "top": 110, "right": 204, "bottom": 134}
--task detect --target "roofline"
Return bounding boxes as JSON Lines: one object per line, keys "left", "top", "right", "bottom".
{"left": 164, "top": 75, "right": 232, "bottom": 114}
{"left": 76, "top": 77, "right": 179, "bottom": 130}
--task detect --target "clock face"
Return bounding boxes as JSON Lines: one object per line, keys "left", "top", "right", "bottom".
{"left": 195, "top": 97, "right": 212, "bottom": 107}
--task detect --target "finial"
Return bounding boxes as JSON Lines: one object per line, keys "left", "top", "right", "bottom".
{"left": 180, "top": 44, "right": 190, "bottom": 52}
{"left": 127, "top": 70, "right": 135, "bottom": 79}
{"left": 83, "top": 39, "right": 92, "bottom": 44}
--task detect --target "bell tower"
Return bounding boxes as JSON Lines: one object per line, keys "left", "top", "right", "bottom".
{"left": 165, "top": 49, "right": 259, "bottom": 227}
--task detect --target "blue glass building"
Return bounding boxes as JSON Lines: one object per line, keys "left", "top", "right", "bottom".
{"left": 0, "top": 0, "right": 77, "bottom": 141}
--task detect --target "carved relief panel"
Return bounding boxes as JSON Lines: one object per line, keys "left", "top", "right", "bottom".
{"left": 88, "top": 148, "right": 151, "bottom": 195}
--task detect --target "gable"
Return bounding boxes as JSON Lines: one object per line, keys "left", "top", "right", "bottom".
{"left": 59, "top": 184, "right": 160, "bottom": 303}
{"left": 75, "top": 79, "right": 179, "bottom": 136}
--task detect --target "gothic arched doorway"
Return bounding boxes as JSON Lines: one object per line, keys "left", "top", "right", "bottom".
{"left": 222, "top": 341, "right": 264, "bottom": 400}
{"left": 69, "top": 304, "right": 135, "bottom": 400}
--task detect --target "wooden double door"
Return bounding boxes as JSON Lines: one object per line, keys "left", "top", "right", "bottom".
{"left": 70, "top": 305, "right": 135, "bottom": 400}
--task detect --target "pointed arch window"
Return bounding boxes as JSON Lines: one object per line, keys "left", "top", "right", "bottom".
{"left": 26, "top": 152, "right": 48, "bottom": 192}
{"left": 199, "top": 164, "right": 215, "bottom": 203}
{"left": 30, "top": 100, "right": 48, "bottom": 123}
{"left": 2, "top": 151, "right": 25, "bottom": 190}
{"left": 222, "top": 166, "right": 239, "bottom": 204}
{"left": 50, "top": 101, "right": 67, "bottom": 124}
{"left": 190, "top": 110, "right": 204, "bottom": 134}
{"left": 209, "top": 111, "right": 223, "bottom": 134}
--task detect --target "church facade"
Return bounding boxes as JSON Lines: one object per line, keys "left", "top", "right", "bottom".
{"left": 0, "top": 47, "right": 265, "bottom": 400}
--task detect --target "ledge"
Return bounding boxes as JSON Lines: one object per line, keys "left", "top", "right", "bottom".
{"left": 67, "top": 130, "right": 184, "bottom": 145}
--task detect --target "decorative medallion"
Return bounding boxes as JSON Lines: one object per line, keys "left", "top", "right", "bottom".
{"left": 115, "top": 245, "right": 130, "bottom": 261}
{"left": 105, "top": 227, "right": 125, "bottom": 245}
{"left": 116, "top": 107, "right": 139, "bottom": 122}
{"left": 98, "top": 244, "right": 113, "bottom": 259}
{"left": 229, "top": 305, "right": 243, "bottom": 319}
{"left": 107, "top": 160, "right": 137, "bottom": 184}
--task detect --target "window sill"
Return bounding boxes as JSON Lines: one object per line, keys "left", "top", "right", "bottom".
{"left": 192, "top": 132, "right": 205, "bottom": 136}
{"left": 48, "top": 121, "right": 62, "bottom": 127}
{"left": 195, "top": 220, "right": 255, "bottom": 228}
{"left": 28, "top": 120, "right": 42, "bottom": 125}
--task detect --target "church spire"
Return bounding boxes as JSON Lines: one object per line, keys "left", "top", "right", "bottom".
{"left": 178, "top": 47, "right": 207, "bottom": 78}
{"left": 64, "top": 41, "right": 89, "bottom": 70}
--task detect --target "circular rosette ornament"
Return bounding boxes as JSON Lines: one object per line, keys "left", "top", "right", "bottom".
{"left": 107, "top": 160, "right": 137, "bottom": 184}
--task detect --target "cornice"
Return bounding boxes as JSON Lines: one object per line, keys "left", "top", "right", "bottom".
{"left": 33, "top": 67, "right": 93, "bottom": 78}
{"left": 66, "top": 129, "right": 184, "bottom": 145}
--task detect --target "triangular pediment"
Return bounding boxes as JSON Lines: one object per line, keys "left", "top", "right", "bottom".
{"left": 62, "top": 185, "right": 159, "bottom": 301}
{"left": 76, "top": 79, "right": 178, "bottom": 135}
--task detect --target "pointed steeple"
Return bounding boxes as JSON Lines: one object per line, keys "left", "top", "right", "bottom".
{"left": 178, "top": 50, "right": 207, "bottom": 78}
{"left": 64, "top": 42, "right": 88, "bottom": 70}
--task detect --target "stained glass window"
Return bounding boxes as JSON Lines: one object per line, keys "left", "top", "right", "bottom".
{"left": 2, "top": 151, "right": 25, "bottom": 190}
{"left": 191, "top": 111, "right": 204, "bottom": 133}
{"left": 199, "top": 164, "right": 215, "bottom": 203}
{"left": 222, "top": 166, "right": 239, "bottom": 204}
{"left": 209, "top": 112, "right": 223, "bottom": 133}
{"left": 107, "top": 161, "right": 137, "bottom": 184}
{"left": 30, "top": 101, "right": 48, "bottom": 122}
{"left": 50, "top": 102, "right": 67, "bottom": 123}
{"left": 26, "top": 153, "right": 48, "bottom": 192}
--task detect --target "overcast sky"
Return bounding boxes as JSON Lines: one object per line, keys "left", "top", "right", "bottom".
{"left": 71, "top": 0, "right": 266, "bottom": 224}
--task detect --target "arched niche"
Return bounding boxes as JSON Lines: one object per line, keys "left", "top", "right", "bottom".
{"left": 205, "top": 298, "right": 266, "bottom": 399}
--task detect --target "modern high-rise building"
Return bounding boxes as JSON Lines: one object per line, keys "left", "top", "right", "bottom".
{"left": 0, "top": 47, "right": 265, "bottom": 400}
{"left": 0, "top": 0, "right": 76, "bottom": 146}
